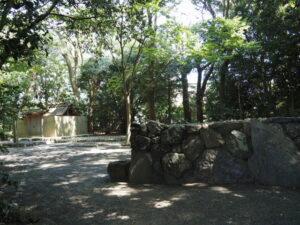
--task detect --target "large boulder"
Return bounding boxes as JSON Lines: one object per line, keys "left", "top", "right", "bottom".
{"left": 267, "top": 123, "right": 284, "bottom": 133}
{"left": 161, "top": 125, "right": 185, "bottom": 145}
{"left": 147, "top": 120, "right": 167, "bottom": 137}
{"left": 129, "top": 152, "right": 153, "bottom": 184}
{"left": 263, "top": 117, "right": 300, "bottom": 123}
{"left": 200, "top": 126, "right": 225, "bottom": 148}
{"left": 225, "top": 130, "right": 251, "bottom": 160}
{"left": 248, "top": 121, "right": 300, "bottom": 187}
{"left": 185, "top": 124, "right": 202, "bottom": 134}
{"left": 196, "top": 149, "right": 218, "bottom": 182}
{"left": 209, "top": 121, "right": 244, "bottom": 136}
{"left": 150, "top": 143, "right": 171, "bottom": 161}
{"left": 182, "top": 134, "right": 205, "bottom": 161}
{"left": 130, "top": 135, "right": 151, "bottom": 151}
{"left": 294, "top": 137, "right": 300, "bottom": 150}
{"left": 107, "top": 160, "right": 130, "bottom": 182}
{"left": 131, "top": 122, "right": 148, "bottom": 136}
{"left": 162, "top": 153, "right": 192, "bottom": 179}
{"left": 284, "top": 123, "right": 300, "bottom": 139}
{"left": 212, "top": 151, "right": 250, "bottom": 184}
{"left": 196, "top": 149, "right": 249, "bottom": 184}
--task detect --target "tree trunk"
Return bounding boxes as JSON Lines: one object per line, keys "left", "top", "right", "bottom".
{"left": 167, "top": 73, "right": 172, "bottom": 124}
{"left": 196, "top": 66, "right": 203, "bottom": 122}
{"left": 148, "top": 89, "right": 156, "bottom": 120}
{"left": 237, "top": 80, "right": 244, "bottom": 119}
{"left": 260, "top": 56, "right": 271, "bottom": 116}
{"left": 197, "top": 96, "right": 204, "bottom": 123}
{"left": 147, "top": 61, "right": 156, "bottom": 120}
{"left": 62, "top": 53, "right": 81, "bottom": 102}
{"left": 87, "top": 81, "right": 95, "bottom": 134}
{"left": 12, "top": 119, "right": 18, "bottom": 143}
{"left": 290, "top": 90, "right": 295, "bottom": 115}
{"left": 196, "top": 64, "right": 214, "bottom": 123}
{"left": 181, "top": 72, "right": 191, "bottom": 122}
{"left": 125, "top": 93, "right": 131, "bottom": 145}
{"left": 219, "top": 59, "right": 229, "bottom": 106}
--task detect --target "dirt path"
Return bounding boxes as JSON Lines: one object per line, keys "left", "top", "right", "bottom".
{"left": 2, "top": 142, "right": 300, "bottom": 225}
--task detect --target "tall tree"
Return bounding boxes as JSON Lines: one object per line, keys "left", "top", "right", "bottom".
{"left": 177, "top": 59, "right": 193, "bottom": 122}
{"left": 196, "top": 63, "right": 214, "bottom": 122}
{"left": 99, "top": 0, "right": 162, "bottom": 144}
{"left": 80, "top": 56, "right": 114, "bottom": 133}
{"left": 140, "top": 20, "right": 182, "bottom": 121}
{"left": 57, "top": 32, "right": 85, "bottom": 102}
{"left": 194, "top": 17, "right": 257, "bottom": 117}
{"left": 192, "top": 0, "right": 240, "bottom": 109}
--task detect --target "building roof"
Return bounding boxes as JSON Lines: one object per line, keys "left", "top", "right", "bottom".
{"left": 22, "top": 104, "right": 78, "bottom": 118}
{"left": 43, "top": 106, "right": 69, "bottom": 116}
{"left": 23, "top": 109, "right": 46, "bottom": 117}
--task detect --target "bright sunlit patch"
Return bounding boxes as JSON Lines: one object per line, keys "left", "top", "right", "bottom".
{"left": 69, "top": 195, "right": 89, "bottom": 208}
{"left": 210, "top": 186, "right": 232, "bottom": 194}
{"left": 182, "top": 183, "right": 208, "bottom": 187}
{"left": 53, "top": 177, "right": 86, "bottom": 186}
{"left": 82, "top": 210, "right": 104, "bottom": 219}
{"left": 154, "top": 200, "right": 172, "bottom": 208}
{"left": 106, "top": 212, "right": 130, "bottom": 221}
{"left": 233, "top": 193, "right": 244, "bottom": 198}
{"left": 101, "top": 183, "right": 151, "bottom": 197}
{"left": 39, "top": 163, "right": 69, "bottom": 169}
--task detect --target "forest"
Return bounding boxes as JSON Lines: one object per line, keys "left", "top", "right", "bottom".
{"left": 0, "top": 0, "right": 299, "bottom": 145}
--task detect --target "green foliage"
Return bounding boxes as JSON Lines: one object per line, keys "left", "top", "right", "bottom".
{"left": 193, "top": 17, "right": 258, "bottom": 62}
{"left": 0, "top": 1, "right": 76, "bottom": 68}
{"left": 0, "top": 69, "right": 31, "bottom": 140}
{"left": 0, "top": 0, "right": 299, "bottom": 138}
{"left": 80, "top": 57, "right": 125, "bottom": 133}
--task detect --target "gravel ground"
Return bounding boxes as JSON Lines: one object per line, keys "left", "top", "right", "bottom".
{"left": 1, "top": 142, "right": 300, "bottom": 225}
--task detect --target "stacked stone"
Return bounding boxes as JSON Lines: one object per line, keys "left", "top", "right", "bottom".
{"left": 262, "top": 117, "right": 300, "bottom": 150}
{"left": 250, "top": 118, "right": 300, "bottom": 187}
{"left": 108, "top": 118, "right": 300, "bottom": 187}
{"left": 129, "top": 120, "right": 253, "bottom": 185}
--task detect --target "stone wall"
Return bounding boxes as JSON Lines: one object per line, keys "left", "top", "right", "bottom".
{"left": 108, "top": 118, "right": 300, "bottom": 187}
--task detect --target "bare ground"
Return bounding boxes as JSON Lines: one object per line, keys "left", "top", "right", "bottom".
{"left": 1, "top": 142, "right": 300, "bottom": 225}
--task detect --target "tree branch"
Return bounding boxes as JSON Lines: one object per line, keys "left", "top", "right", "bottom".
{"left": 0, "top": 0, "right": 13, "bottom": 32}
{"left": 29, "top": 0, "right": 60, "bottom": 29}
{"left": 201, "top": 63, "right": 214, "bottom": 94}
{"left": 49, "top": 13, "right": 99, "bottom": 21}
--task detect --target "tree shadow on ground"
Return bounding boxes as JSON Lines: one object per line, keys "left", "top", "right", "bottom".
{"left": 1, "top": 143, "right": 300, "bottom": 225}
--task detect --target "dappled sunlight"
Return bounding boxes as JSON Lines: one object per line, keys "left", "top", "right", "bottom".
{"left": 39, "top": 162, "right": 69, "bottom": 169}
{"left": 2, "top": 141, "right": 299, "bottom": 225}
{"left": 232, "top": 193, "right": 244, "bottom": 198}
{"left": 53, "top": 177, "right": 85, "bottom": 186}
{"left": 100, "top": 183, "right": 153, "bottom": 197}
{"left": 150, "top": 192, "right": 189, "bottom": 209}
{"left": 69, "top": 195, "right": 90, "bottom": 208}
{"left": 92, "top": 174, "right": 107, "bottom": 179}
{"left": 255, "top": 187, "right": 282, "bottom": 194}
{"left": 129, "top": 197, "right": 141, "bottom": 201}
{"left": 182, "top": 183, "right": 208, "bottom": 188}
{"left": 24, "top": 204, "right": 38, "bottom": 211}
{"left": 105, "top": 212, "right": 130, "bottom": 221}
{"left": 153, "top": 200, "right": 173, "bottom": 208}
{"left": 9, "top": 169, "right": 30, "bottom": 174}
{"left": 82, "top": 210, "right": 104, "bottom": 219}
{"left": 210, "top": 186, "right": 232, "bottom": 194}
{"left": 210, "top": 186, "right": 245, "bottom": 198}
{"left": 1, "top": 142, "right": 130, "bottom": 176}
